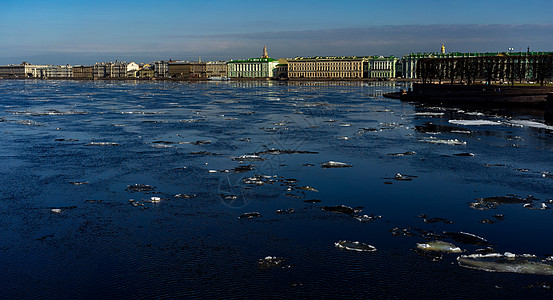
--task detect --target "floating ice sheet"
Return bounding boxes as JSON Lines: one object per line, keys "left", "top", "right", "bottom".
{"left": 239, "top": 212, "right": 261, "bottom": 219}
{"left": 322, "top": 205, "right": 361, "bottom": 215}
{"left": 232, "top": 155, "right": 265, "bottom": 161}
{"left": 257, "top": 256, "right": 290, "bottom": 269}
{"left": 416, "top": 240, "right": 462, "bottom": 253}
{"left": 420, "top": 138, "right": 467, "bottom": 145}
{"left": 508, "top": 120, "right": 553, "bottom": 131}
{"left": 414, "top": 112, "right": 445, "bottom": 116}
{"left": 335, "top": 240, "right": 377, "bottom": 252}
{"left": 458, "top": 253, "right": 553, "bottom": 275}
{"left": 448, "top": 120, "right": 502, "bottom": 126}
{"left": 321, "top": 161, "right": 353, "bottom": 168}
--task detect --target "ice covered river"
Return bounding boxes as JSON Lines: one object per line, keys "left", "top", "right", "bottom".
{"left": 1, "top": 79, "right": 553, "bottom": 298}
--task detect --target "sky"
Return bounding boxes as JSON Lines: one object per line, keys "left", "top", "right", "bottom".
{"left": 1, "top": 0, "right": 552, "bottom": 65}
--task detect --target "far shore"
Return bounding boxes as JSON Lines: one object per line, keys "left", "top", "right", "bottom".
{"left": 0, "top": 76, "right": 420, "bottom": 83}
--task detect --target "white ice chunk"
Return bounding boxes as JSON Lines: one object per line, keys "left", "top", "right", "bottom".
{"left": 448, "top": 120, "right": 501, "bottom": 126}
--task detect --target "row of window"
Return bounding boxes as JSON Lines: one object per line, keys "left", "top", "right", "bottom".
{"left": 288, "top": 72, "right": 363, "bottom": 78}
{"left": 289, "top": 66, "right": 362, "bottom": 71}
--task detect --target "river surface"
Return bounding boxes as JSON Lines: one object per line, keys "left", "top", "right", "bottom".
{"left": 1, "top": 79, "right": 553, "bottom": 298}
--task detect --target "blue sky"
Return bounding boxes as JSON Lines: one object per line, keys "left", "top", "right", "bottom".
{"left": 1, "top": 0, "right": 552, "bottom": 64}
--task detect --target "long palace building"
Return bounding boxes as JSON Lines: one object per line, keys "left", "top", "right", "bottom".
{"left": 287, "top": 56, "right": 398, "bottom": 79}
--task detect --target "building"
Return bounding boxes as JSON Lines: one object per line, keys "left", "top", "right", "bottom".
{"left": 400, "top": 44, "right": 553, "bottom": 79}
{"left": 73, "top": 66, "right": 94, "bottom": 79}
{"left": 367, "top": 56, "right": 398, "bottom": 78}
{"left": 273, "top": 59, "right": 288, "bottom": 79}
{"left": 40, "top": 65, "right": 73, "bottom": 78}
{"left": 153, "top": 61, "right": 170, "bottom": 78}
{"left": 168, "top": 61, "right": 189, "bottom": 78}
{"left": 287, "top": 57, "right": 366, "bottom": 79}
{"left": 205, "top": 62, "right": 228, "bottom": 78}
{"left": 93, "top": 61, "right": 136, "bottom": 79}
{"left": 168, "top": 61, "right": 227, "bottom": 78}
{"left": 0, "top": 62, "right": 48, "bottom": 78}
{"left": 136, "top": 64, "right": 155, "bottom": 78}
{"left": 227, "top": 46, "right": 279, "bottom": 78}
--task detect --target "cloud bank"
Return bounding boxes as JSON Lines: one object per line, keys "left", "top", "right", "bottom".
{"left": 1, "top": 24, "right": 552, "bottom": 65}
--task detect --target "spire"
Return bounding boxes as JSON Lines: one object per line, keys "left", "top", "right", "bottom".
{"left": 262, "top": 46, "right": 268, "bottom": 59}
{"left": 441, "top": 43, "right": 446, "bottom": 54}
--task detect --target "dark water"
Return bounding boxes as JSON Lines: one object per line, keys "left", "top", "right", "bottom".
{"left": 1, "top": 79, "right": 553, "bottom": 298}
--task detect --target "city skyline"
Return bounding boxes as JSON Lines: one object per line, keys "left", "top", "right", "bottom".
{"left": 1, "top": 0, "right": 553, "bottom": 65}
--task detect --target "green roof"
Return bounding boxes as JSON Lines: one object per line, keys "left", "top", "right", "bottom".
{"left": 227, "top": 57, "right": 278, "bottom": 63}
{"left": 290, "top": 56, "right": 370, "bottom": 60}
{"left": 404, "top": 51, "right": 553, "bottom": 59}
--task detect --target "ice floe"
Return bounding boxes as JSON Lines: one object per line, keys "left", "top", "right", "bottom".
{"left": 448, "top": 120, "right": 502, "bottom": 126}
{"left": 68, "top": 181, "right": 89, "bottom": 185}
{"left": 126, "top": 184, "right": 156, "bottom": 192}
{"left": 276, "top": 208, "right": 295, "bottom": 214}
{"left": 507, "top": 120, "right": 553, "bottom": 131}
{"left": 354, "top": 214, "right": 381, "bottom": 223}
{"left": 321, "top": 161, "right": 353, "bottom": 168}
{"left": 335, "top": 240, "right": 377, "bottom": 252}
{"left": 322, "top": 205, "right": 361, "bottom": 215}
{"left": 387, "top": 151, "right": 416, "bottom": 156}
{"left": 416, "top": 240, "right": 462, "bottom": 253}
{"left": 254, "top": 149, "right": 318, "bottom": 155}
{"left": 469, "top": 195, "right": 535, "bottom": 210}
{"left": 87, "top": 142, "right": 120, "bottom": 146}
{"left": 457, "top": 253, "right": 553, "bottom": 275}
{"left": 257, "top": 256, "right": 291, "bottom": 269}
{"left": 414, "top": 112, "right": 445, "bottom": 116}
{"left": 174, "top": 194, "right": 196, "bottom": 198}
{"left": 420, "top": 216, "right": 454, "bottom": 224}
{"left": 453, "top": 152, "right": 475, "bottom": 157}
{"left": 420, "top": 138, "right": 467, "bottom": 145}
{"left": 232, "top": 155, "right": 265, "bottom": 161}
{"left": 296, "top": 186, "right": 318, "bottom": 192}
{"left": 238, "top": 212, "right": 261, "bottom": 219}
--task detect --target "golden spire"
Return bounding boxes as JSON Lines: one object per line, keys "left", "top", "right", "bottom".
{"left": 441, "top": 43, "right": 446, "bottom": 54}
{"left": 262, "top": 46, "right": 268, "bottom": 59}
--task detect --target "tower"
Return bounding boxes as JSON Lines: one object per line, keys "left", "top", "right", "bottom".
{"left": 441, "top": 43, "right": 446, "bottom": 54}
{"left": 262, "top": 46, "right": 268, "bottom": 59}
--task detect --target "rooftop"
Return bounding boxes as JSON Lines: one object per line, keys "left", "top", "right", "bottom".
{"left": 227, "top": 57, "right": 278, "bottom": 63}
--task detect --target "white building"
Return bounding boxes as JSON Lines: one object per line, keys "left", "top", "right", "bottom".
{"left": 41, "top": 65, "right": 73, "bottom": 78}
{"left": 367, "top": 56, "right": 398, "bottom": 78}
{"left": 93, "top": 61, "right": 133, "bottom": 78}
{"left": 227, "top": 46, "right": 279, "bottom": 78}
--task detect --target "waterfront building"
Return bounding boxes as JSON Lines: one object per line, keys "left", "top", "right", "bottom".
{"left": 168, "top": 61, "right": 189, "bottom": 78}
{"left": 367, "top": 56, "right": 398, "bottom": 78}
{"left": 73, "top": 66, "right": 94, "bottom": 79}
{"left": 401, "top": 46, "right": 553, "bottom": 79}
{"left": 93, "top": 61, "right": 136, "bottom": 79}
{"left": 287, "top": 57, "right": 366, "bottom": 79}
{"left": 135, "top": 64, "right": 155, "bottom": 78}
{"left": 227, "top": 46, "right": 279, "bottom": 78}
{"left": 273, "top": 59, "right": 288, "bottom": 79}
{"left": 0, "top": 62, "right": 48, "bottom": 78}
{"left": 40, "top": 65, "right": 73, "bottom": 78}
{"left": 153, "top": 61, "right": 170, "bottom": 78}
{"left": 127, "top": 62, "right": 139, "bottom": 74}
{"left": 168, "top": 61, "right": 227, "bottom": 79}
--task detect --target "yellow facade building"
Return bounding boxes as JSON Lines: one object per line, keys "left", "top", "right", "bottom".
{"left": 287, "top": 57, "right": 366, "bottom": 79}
